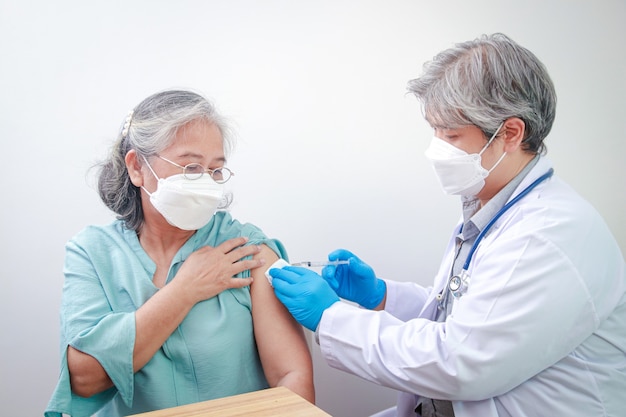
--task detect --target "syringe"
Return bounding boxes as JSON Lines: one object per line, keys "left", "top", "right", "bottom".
{"left": 291, "top": 260, "right": 350, "bottom": 267}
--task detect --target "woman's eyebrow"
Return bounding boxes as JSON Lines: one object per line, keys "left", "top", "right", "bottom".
{"left": 175, "top": 152, "right": 227, "bottom": 164}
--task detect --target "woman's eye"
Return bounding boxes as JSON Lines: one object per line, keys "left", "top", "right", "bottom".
{"left": 185, "top": 164, "right": 204, "bottom": 174}
{"left": 211, "top": 169, "right": 224, "bottom": 180}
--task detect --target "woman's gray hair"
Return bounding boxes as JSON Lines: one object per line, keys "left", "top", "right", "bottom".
{"left": 96, "top": 89, "right": 234, "bottom": 231}
{"left": 407, "top": 33, "right": 556, "bottom": 154}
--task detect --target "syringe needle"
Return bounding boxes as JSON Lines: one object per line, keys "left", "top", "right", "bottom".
{"left": 291, "top": 260, "right": 350, "bottom": 267}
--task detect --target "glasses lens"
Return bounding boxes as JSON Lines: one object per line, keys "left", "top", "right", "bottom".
{"left": 212, "top": 168, "right": 232, "bottom": 184}
{"left": 183, "top": 163, "right": 204, "bottom": 180}
{"left": 182, "top": 163, "right": 232, "bottom": 183}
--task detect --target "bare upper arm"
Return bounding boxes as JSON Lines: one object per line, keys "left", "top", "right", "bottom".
{"left": 250, "top": 245, "right": 313, "bottom": 384}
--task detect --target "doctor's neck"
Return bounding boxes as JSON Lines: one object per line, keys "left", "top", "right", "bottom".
{"left": 477, "top": 153, "right": 536, "bottom": 207}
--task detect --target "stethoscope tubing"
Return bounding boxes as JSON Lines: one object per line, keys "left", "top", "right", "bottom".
{"left": 442, "top": 168, "right": 555, "bottom": 303}
{"left": 462, "top": 168, "right": 555, "bottom": 271}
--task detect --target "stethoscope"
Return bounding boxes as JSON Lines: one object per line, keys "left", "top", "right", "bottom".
{"left": 437, "top": 168, "right": 554, "bottom": 310}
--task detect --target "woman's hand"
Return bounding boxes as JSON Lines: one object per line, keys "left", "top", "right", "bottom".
{"left": 174, "top": 237, "right": 264, "bottom": 304}
{"left": 131, "top": 237, "right": 265, "bottom": 377}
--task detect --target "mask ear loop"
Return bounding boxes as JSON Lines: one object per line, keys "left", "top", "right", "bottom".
{"left": 140, "top": 155, "right": 160, "bottom": 196}
{"left": 479, "top": 121, "right": 507, "bottom": 173}
{"left": 487, "top": 151, "right": 507, "bottom": 173}
{"left": 479, "top": 122, "right": 505, "bottom": 155}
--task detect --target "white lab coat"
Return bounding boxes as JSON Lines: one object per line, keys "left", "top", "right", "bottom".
{"left": 318, "top": 157, "right": 626, "bottom": 417}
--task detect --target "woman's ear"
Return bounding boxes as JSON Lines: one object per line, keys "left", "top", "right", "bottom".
{"left": 125, "top": 150, "right": 144, "bottom": 187}
{"left": 501, "top": 117, "right": 526, "bottom": 153}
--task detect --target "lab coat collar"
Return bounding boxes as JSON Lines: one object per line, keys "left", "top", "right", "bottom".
{"left": 509, "top": 155, "right": 554, "bottom": 202}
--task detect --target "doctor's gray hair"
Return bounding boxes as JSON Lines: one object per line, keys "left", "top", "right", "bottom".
{"left": 407, "top": 33, "right": 556, "bottom": 154}
{"left": 96, "top": 89, "right": 234, "bottom": 231}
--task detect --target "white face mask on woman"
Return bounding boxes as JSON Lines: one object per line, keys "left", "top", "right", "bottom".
{"left": 141, "top": 157, "right": 224, "bottom": 230}
{"left": 424, "top": 123, "right": 506, "bottom": 196}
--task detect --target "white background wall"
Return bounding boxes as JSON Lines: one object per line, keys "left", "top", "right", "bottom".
{"left": 1, "top": 1, "right": 624, "bottom": 416}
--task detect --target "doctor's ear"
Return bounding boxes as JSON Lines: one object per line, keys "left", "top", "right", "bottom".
{"left": 125, "top": 149, "right": 145, "bottom": 187}
{"left": 500, "top": 118, "right": 526, "bottom": 153}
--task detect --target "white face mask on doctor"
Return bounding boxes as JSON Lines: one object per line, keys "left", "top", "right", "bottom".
{"left": 424, "top": 123, "right": 506, "bottom": 196}
{"left": 141, "top": 156, "right": 225, "bottom": 230}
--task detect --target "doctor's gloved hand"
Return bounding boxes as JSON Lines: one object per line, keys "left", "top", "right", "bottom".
{"left": 269, "top": 266, "right": 340, "bottom": 331}
{"left": 322, "top": 249, "right": 386, "bottom": 310}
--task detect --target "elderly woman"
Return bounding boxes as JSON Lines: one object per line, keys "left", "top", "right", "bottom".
{"left": 45, "top": 89, "right": 314, "bottom": 417}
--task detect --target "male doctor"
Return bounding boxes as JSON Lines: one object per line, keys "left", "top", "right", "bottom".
{"left": 269, "top": 33, "right": 626, "bottom": 417}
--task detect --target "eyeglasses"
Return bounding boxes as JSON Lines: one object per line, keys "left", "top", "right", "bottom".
{"left": 157, "top": 155, "right": 234, "bottom": 183}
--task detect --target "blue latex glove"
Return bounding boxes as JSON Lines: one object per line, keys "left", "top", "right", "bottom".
{"left": 269, "top": 266, "right": 340, "bottom": 331}
{"left": 321, "top": 249, "right": 386, "bottom": 309}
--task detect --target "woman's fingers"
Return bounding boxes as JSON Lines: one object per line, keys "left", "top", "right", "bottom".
{"left": 215, "top": 237, "right": 264, "bottom": 266}
{"left": 175, "top": 238, "right": 268, "bottom": 303}
{"left": 227, "top": 276, "right": 254, "bottom": 289}
{"left": 217, "top": 236, "right": 250, "bottom": 255}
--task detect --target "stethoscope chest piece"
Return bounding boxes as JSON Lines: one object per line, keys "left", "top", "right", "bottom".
{"left": 448, "top": 269, "right": 470, "bottom": 298}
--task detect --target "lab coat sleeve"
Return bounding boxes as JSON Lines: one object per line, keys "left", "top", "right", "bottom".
{"left": 45, "top": 238, "right": 136, "bottom": 417}
{"left": 318, "top": 194, "right": 618, "bottom": 402}
{"left": 319, "top": 302, "right": 450, "bottom": 397}
{"left": 384, "top": 279, "right": 432, "bottom": 321}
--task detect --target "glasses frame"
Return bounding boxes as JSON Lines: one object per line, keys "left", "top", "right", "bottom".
{"left": 157, "top": 155, "right": 234, "bottom": 184}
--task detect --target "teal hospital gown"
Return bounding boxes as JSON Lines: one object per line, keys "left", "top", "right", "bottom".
{"left": 45, "top": 211, "right": 288, "bottom": 417}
